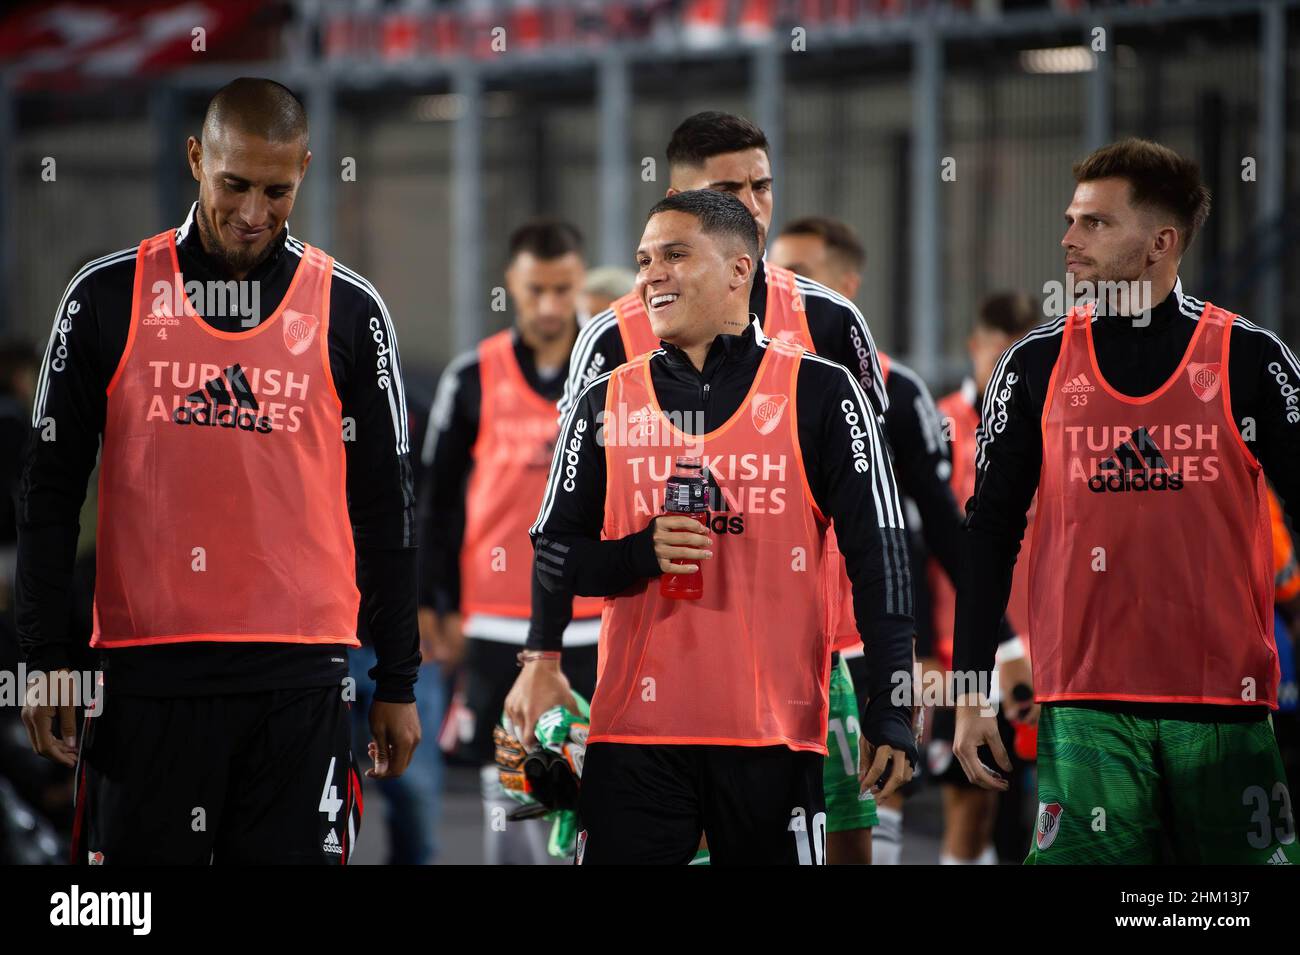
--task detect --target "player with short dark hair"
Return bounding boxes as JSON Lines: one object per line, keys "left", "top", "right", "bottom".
{"left": 418, "top": 216, "right": 598, "bottom": 864}
{"left": 532, "top": 190, "right": 916, "bottom": 863}
{"left": 507, "top": 114, "right": 894, "bottom": 811}
{"left": 954, "top": 138, "right": 1300, "bottom": 864}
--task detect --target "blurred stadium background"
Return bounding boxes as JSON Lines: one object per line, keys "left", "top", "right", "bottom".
{"left": 0, "top": 0, "right": 1297, "bottom": 863}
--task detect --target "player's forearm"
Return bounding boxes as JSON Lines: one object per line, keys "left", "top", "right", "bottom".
{"left": 358, "top": 545, "right": 421, "bottom": 703}
{"left": 417, "top": 503, "right": 464, "bottom": 613}
{"left": 533, "top": 524, "right": 660, "bottom": 598}
{"left": 16, "top": 412, "right": 99, "bottom": 671}
{"left": 912, "top": 475, "right": 964, "bottom": 584}
{"left": 526, "top": 570, "right": 574, "bottom": 652}
{"left": 952, "top": 525, "right": 1017, "bottom": 680}
{"left": 417, "top": 414, "right": 476, "bottom": 612}
{"left": 418, "top": 444, "right": 470, "bottom": 612}
{"left": 15, "top": 520, "right": 81, "bottom": 671}
{"left": 860, "top": 613, "right": 918, "bottom": 763}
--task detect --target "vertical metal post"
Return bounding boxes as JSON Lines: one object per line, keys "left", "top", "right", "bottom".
{"left": 151, "top": 83, "right": 183, "bottom": 229}
{"left": 910, "top": 24, "right": 942, "bottom": 381}
{"left": 452, "top": 63, "right": 484, "bottom": 354}
{"left": 1084, "top": 18, "right": 1114, "bottom": 152}
{"left": 1257, "top": 1, "right": 1285, "bottom": 331}
{"left": 598, "top": 49, "right": 631, "bottom": 268}
{"left": 751, "top": 37, "right": 785, "bottom": 232}
{"left": 305, "top": 72, "right": 336, "bottom": 252}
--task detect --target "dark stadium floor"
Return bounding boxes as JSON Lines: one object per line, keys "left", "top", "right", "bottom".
{"left": 352, "top": 764, "right": 947, "bottom": 865}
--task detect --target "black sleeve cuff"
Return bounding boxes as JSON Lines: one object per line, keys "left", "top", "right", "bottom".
{"left": 628, "top": 517, "right": 663, "bottom": 579}
{"left": 859, "top": 613, "right": 919, "bottom": 768}
{"left": 371, "top": 679, "right": 417, "bottom": 705}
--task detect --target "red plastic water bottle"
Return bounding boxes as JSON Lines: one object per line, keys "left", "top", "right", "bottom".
{"left": 659, "top": 456, "right": 708, "bottom": 600}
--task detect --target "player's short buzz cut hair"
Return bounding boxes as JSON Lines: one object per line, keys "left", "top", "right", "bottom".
{"left": 779, "top": 216, "right": 866, "bottom": 272}
{"left": 507, "top": 218, "right": 584, "bottom": 263}
{"left": 1073, "top": 138, "right": 1211, "bottom": 254}
{"left": 975, "top": 290, "right": 1040, "bottom": 338}
{"left": 202, "top": 78, "right": 309, "bottom": 150}
{"left": 647, "top": 190, "right": 760, "bottom": 262}
{"left": 666, "top": 111, "right": 769, "bottom": 169}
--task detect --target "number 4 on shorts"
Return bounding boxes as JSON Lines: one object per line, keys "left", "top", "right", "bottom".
{"left": 319, "top": 756, "right": 344, "bottom": 823}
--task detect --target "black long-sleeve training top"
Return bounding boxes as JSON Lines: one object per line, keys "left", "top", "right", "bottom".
{"left": 529, "top": 319, "right": 918, "bottom": 760}
{"left": 955, "top": 281, "right": 1300, "bottom": 720}
{"left": 17, "top": 203, "right": 420, "bottom": 702}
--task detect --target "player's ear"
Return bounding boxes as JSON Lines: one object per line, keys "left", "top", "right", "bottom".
{"left": 1149, "top": 224, "right": 1178, "bottom": 264}
{"left": 731, "top": 251, "right": 754, "bottom": 290}
{"left": 299, "top": 148, "right": 312, "bottom": 179}
{"left": 186, "top": 136, "right": 203, "bottom": 183}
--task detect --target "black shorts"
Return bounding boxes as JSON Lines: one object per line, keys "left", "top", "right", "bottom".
{"left": 450, "top": 638, "right": 598, "bottom": 765}
{"left": 71, "top": 681, "right": 362, "bottom": 865}
{"left": 577, "top": 742, "right": 827, "bottom": 865}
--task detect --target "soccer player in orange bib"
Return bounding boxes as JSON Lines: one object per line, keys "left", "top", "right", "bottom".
{"left": 418, "top": 219, "right": 601, "bottom": 864}
{"left": 530, "top": 190, "right": 916, "bottom": 864}
{"left": 18, "top": 79, "right": 420, "bottom": 864}
{"left": 512, "top": 112, "right": 895, "bottom": 865}
{"left": 954, "top": 139, "right": 1299, "bottom": 864}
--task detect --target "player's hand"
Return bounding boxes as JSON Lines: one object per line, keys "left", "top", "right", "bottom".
{"left": 999, "top": 656, "right": 1039, "bottom": 725}
{"left": 367, "top": 700, "right": 421, "bottom": 779}
{"left": 504, "top": 658, "right": 577, "bottom": 748}
{"left": 20, "top": 669, "right": 79, "bottom": 768}
{"left": 860, "top": 740, "right": 913, "bottom": 800}
{"left": 652, "top": 515, "right": 712, "bottom": 574}
{"left": 953, "top": 693, "right": 1012, "bottom": 791}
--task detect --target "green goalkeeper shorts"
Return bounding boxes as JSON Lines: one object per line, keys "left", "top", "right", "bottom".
{"left": 824, "top": 655, "right": 879, "bottom": 833}
{"left": 1027, "top": 704, "right": 1299, "bottom": 865}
